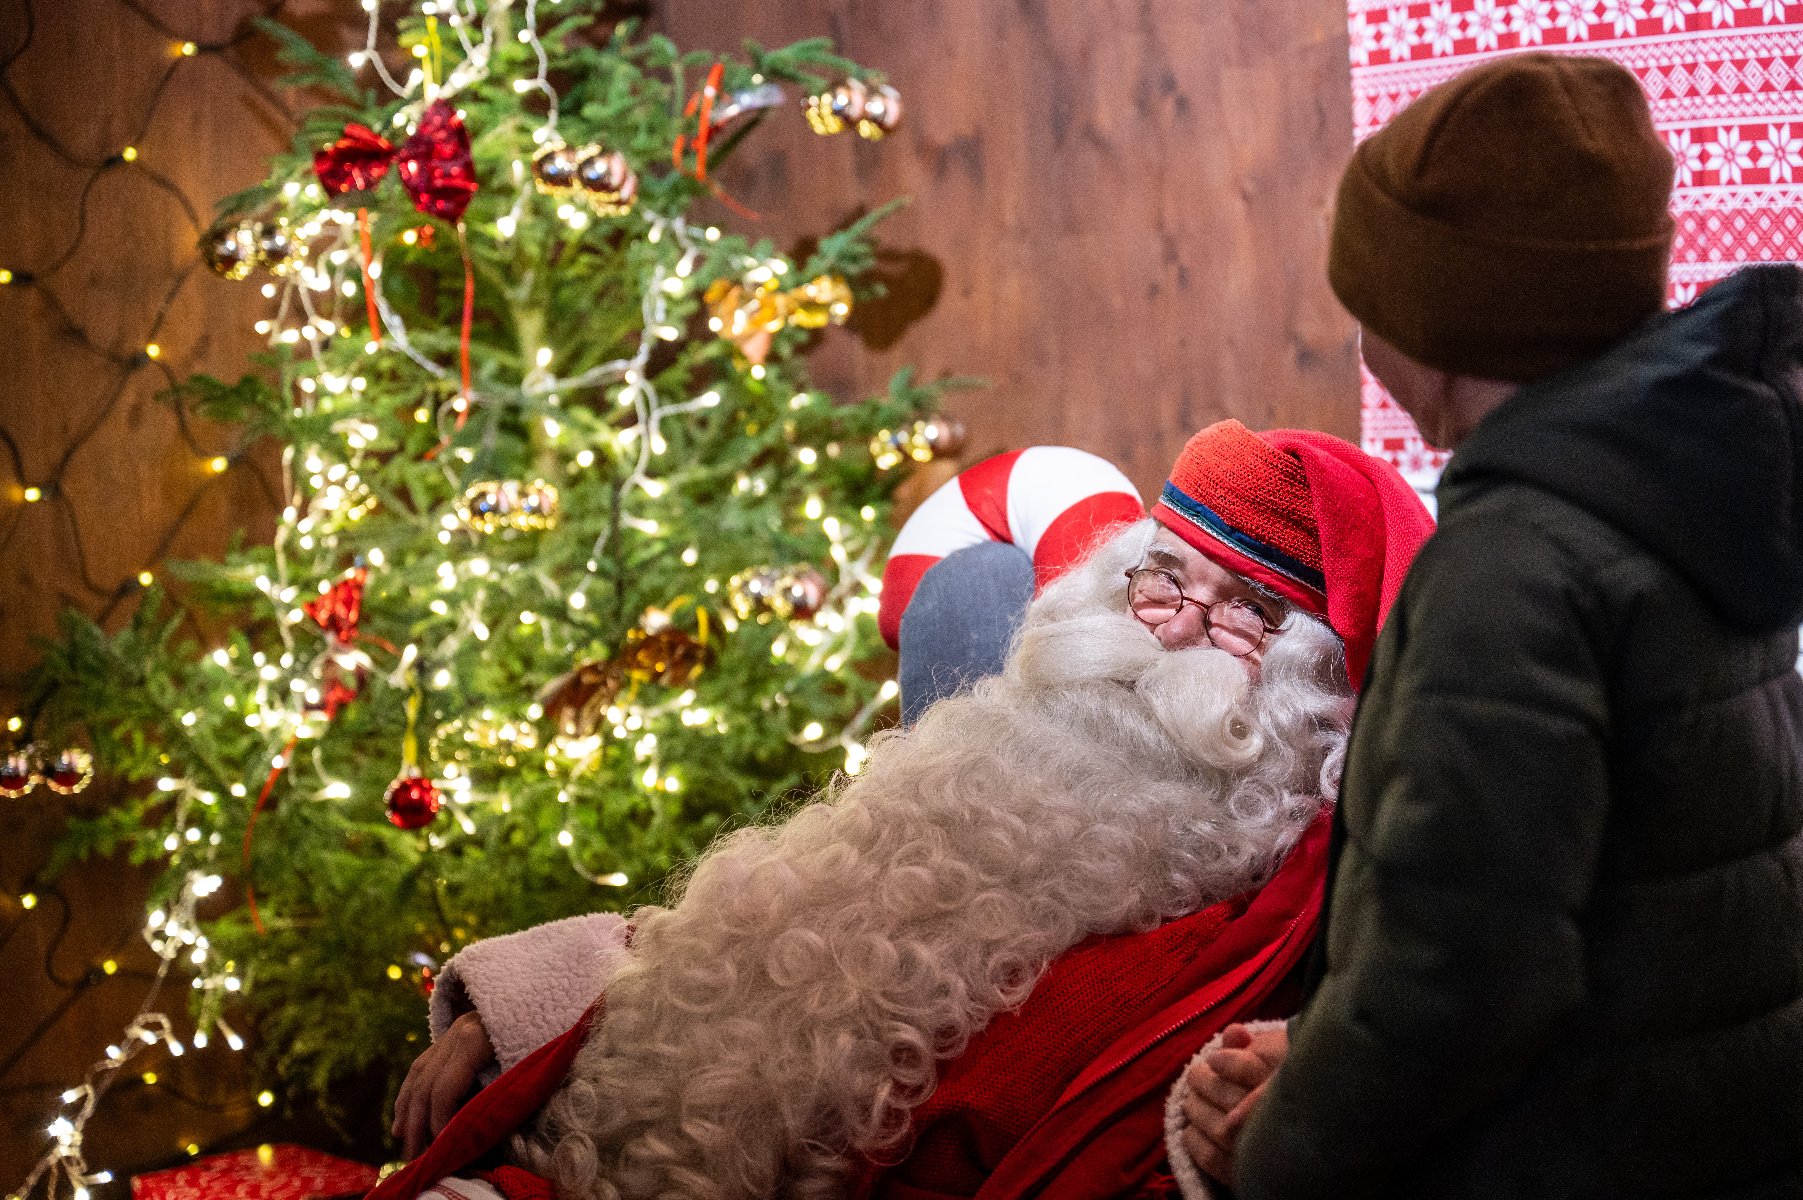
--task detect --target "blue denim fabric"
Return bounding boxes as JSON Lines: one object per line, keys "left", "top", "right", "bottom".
{"left": 898, "top": 541, "right": 1035, "bottom": 726}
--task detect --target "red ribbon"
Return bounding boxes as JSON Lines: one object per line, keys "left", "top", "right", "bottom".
{"left": 671, "top": 63, "right": 760, "bottom": 220}
{"left": 420, "top": 229, "right": 477, "bottom": 465}
{"left": 243, "top": 736, "right": 298, "bottom": 936}
{"left": 245, "top": 566, "right": 397, "bottom": 933}
{"left": 312, "top": 673, "right": 362, "bottom": 720}
{"left": 315, "top": 103, "right": 476, "bottom": 353}
{"left": 456, "top": 224, "right": 474, "bottom": 402}
{"left": 244, "top": 568, "right": 372, "bottom": 933}
{"left": 672, "top": 62, "right": 726, "bottom": 181}
{"left": 318, "top": 106, "right": 480, "bottom": 441}
{"left": 313, "top": 100, "right": 478, "bottom": 223}
{"left": 302, "top": 565, "right": 398, "bottom": 656}
{"left": 357, "top": 208, "right": 381, "bottom": 345}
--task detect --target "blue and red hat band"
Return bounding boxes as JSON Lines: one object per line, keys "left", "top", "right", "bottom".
{"left": 1153, "top": 482, "right": 1328, "bottom": 597}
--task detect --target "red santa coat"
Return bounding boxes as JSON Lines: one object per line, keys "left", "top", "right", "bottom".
{"left": 369, "top": 814, "right": 1327, "bottom": 1200}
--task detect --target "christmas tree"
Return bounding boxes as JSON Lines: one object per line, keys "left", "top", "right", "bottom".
{"left": 12, "top": 2, "right": 954, "bottom": 1181}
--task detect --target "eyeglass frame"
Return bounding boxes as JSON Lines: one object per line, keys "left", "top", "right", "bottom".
{"left": 1122, "top": 567, "right": 1286, "bottom": 658}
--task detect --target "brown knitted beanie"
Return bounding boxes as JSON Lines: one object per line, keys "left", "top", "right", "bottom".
{"left": 1330, "top": 53, "right": 1675, "bottom": 383}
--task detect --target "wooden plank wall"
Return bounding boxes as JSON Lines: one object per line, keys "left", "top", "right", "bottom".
{"left": 0, "top": 0, "right": 1355, "bottom": 1178}
{"left": 655, "top": 0, "right": 1361, "bottom": 499}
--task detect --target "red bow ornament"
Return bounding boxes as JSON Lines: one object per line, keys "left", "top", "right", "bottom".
{"left": 313, "top": 100, "right": 478, "bottom": 222}
{"left": 396, "top": 100, "right": 478, "bottom": 221}
{"left": 302, "top": 568, "right": 375, "bottom": 720}
{"left": 312, "top": 123, "right": 396, "bottom": 195}
{"left": 304, "top": 567, "right": 369, "bottom": 646}
{"left": 245, "top": 564, "right": 373, "bottom": 935}
{"left": 309, "top": 671, "right": 364, "bottom": 721}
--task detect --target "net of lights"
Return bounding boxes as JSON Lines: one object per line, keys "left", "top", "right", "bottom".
{"left": 7, "top": 862, "right": 265, "bottom": 1200}
{"left": 2, "top": 3, "right": 292, "bottom": 1194}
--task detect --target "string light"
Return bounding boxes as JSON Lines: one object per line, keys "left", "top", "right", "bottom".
{"left": 9, "top": 7, "right": 919, "bottom": 1190}
{"left": 11, "top": 865, "right": 236, "bottom": 1199}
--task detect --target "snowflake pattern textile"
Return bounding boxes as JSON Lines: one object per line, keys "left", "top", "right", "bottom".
{"left": 1345, "top": 0, "right": 1803, "bottom": 481}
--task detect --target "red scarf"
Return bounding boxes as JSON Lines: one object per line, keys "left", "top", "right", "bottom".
{"left": 867, "top": 811, "right": 1329, "bottom": 1200}
{"left": 367, "top": 814, "right": 1328, "bottom": 1200}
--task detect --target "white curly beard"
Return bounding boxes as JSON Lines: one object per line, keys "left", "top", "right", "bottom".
{"left": 514, "top": 520, "right": 1352, "bottom": 1200}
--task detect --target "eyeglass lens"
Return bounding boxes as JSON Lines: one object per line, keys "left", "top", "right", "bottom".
{"left": 1126, "top": 570, "right": 1267, "bottom": 657}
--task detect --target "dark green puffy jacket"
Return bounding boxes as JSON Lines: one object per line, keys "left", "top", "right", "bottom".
{"left": 1236, "top": 264, "right": 1803, "bottom": 1200}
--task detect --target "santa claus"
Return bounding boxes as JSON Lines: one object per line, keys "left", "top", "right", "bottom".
{"left": 374, "top": 420, "right": 1432, "bottom": 1200}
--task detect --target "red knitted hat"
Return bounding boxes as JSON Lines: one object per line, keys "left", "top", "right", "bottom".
{"left": 1150, "top": 420, "right": 1433, "bottom": 686}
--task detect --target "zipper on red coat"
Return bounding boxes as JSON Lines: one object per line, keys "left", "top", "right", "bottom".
{"left": 1051, "top": 909, "right": 1307, "bottom": 1114}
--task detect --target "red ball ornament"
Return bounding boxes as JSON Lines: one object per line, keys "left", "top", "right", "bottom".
{"left": 42, "top": 748, "right": 93, "bottom": 795}
{"left": 384, "top": 769, "right": 442, "bottom": 830}
{"left": 0, "top": 750, "right": 37, "bottom": 797}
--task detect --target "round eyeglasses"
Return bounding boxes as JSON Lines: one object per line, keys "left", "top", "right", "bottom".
{"left": 1124, "top": 568, "right": 1283, "bottom": 657}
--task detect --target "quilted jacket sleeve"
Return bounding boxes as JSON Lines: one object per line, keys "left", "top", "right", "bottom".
{"left": 428, "top": 911, "right": 632, "bottom": 1073}
{"left": 1233, "top": 500, "right": 1615, "bottom": 1200}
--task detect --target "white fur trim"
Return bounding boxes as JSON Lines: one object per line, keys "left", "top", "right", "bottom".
{"left": 430, "top": 912, "right": 632, "bottom": 1072}
{"left": 422, "top": 1177, "right": 505, "bottom": 1199}
{"left": 1164, "top": 1018, "right": 1288, "bottom": 1200}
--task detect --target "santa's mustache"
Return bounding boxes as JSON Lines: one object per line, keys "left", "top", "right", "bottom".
{"left": 1005, "top": 606, "right": 1267, "bottom": 776}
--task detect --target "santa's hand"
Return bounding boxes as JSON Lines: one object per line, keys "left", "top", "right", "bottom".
{"left": 1179, "top": 1022, "right": 1289, "bottom": 1186}
{"left": 393, "top": 1010, "right": 496, "bottom": 1158}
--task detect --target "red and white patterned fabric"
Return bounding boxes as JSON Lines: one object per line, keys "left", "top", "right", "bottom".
{"left": 878, "top": 447, "right": 1145, "bottom": 649}
{"left": 423, "top": 1179, "right": 505, "bottom": 1200}
{"left": 1348, "top": 1, "right": 1803, "bottom": 483}
{"left": 132, "top": 1145, "right": 378, "bottom": 1200}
